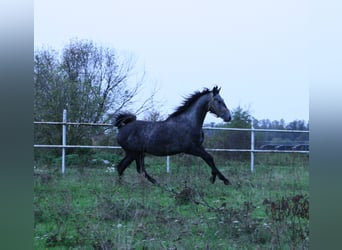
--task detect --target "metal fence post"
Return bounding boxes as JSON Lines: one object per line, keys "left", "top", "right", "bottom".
{"left": 166, "top": 156, "right": 170, "bottom": 173}
{"left": 62, "top": 109, "right": 67, "bottom": 174}
{"left": 250, "top": 121, "right": 255, "bottom": 173}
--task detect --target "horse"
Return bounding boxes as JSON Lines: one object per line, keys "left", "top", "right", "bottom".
{"left": 114, "top": 86, "right": 232, "bottom": 185}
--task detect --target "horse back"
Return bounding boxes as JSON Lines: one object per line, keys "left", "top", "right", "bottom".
{"left": 117, "top": 120, "right": 201, "bottom": 155}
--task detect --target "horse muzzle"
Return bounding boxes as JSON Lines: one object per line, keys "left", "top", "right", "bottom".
{"left": 222, "top": 112, "right": 231, "bottom": 122}
{"left": 218, "top": 109, "right": 231, "bottom": 122}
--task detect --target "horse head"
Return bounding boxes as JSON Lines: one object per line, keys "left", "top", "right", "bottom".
{"left": 209, "top": 86, "right": 231, "bottom": 122}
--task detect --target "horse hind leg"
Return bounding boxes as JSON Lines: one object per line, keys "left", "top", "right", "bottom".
{"left": 117, "top": 153, "right": 134, "bottom": 176}
{"left": 135, "top": 154, "right": 157, "bottom": 185}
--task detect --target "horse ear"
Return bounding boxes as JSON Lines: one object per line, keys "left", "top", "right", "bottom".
{"left": 212, "top": 86, "right": 221, "bottom": 95}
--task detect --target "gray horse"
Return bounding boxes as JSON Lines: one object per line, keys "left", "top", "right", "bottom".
{"left": 114, "top": 86, "right": 232, "bottom": 185}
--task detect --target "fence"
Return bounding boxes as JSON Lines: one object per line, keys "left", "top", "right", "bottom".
{"left": 34, "top": 109, "right": 309, "bottom": 174}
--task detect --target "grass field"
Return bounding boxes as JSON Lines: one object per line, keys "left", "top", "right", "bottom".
{"left": 34, "top": 153, "right": 309, "bottom": 249}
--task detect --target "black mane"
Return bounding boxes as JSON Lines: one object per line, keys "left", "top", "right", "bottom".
{"left": 166, "top": 88, "right": 211, "bottom": 120}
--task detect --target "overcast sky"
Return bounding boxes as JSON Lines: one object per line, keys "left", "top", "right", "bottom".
{"left": 34, "top": 0, "right": 309, "bottom": 124}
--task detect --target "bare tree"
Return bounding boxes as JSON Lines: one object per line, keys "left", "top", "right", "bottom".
{"left": 58, "top": 39, "right": 146, "bottom": 123}
{"left": 34, "top": 39, "right": 155, "bottom": 153}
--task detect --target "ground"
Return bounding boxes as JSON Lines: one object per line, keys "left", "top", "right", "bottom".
{"left": 34, "top": 153, "right": 309, "bottom": 249}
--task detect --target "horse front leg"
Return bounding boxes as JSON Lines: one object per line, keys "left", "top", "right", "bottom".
{"left": 190, "top": 146, "right": 231, "bottom": 185}
{"left": 135, "top": 154, "right": 157, "bottom": 185}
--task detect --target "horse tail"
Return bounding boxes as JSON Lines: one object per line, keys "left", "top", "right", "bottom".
{"left": 114, "top": 112, "right": 137, "bottom": 128}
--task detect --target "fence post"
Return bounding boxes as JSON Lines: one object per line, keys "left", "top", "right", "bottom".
{"left": 62, "top": 109, "right": 67, "bottom": 174}
{"left": 250, "top": 121, "right": 255, "bottom": 173}
{"left": 166, "top": 155, "right": 170, "bottom": 173}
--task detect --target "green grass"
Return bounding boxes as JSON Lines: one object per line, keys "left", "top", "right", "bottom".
{"left": 34, "top": 153, "right": 309, "bottom": 249}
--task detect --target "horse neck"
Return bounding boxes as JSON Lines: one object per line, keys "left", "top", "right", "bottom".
{"left": 178, "top": 94, "right": 210, "bottom": 128}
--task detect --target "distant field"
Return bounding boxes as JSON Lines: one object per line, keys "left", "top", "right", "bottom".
{"left": 34, "top": 153, "right": 309, "bottom": 249}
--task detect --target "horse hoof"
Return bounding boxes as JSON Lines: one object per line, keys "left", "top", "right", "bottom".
{"left": 224, "top": 179, "right": 232, "bottom": 185}
{"left": 209, "top": 176, "right": 216, "bottom": 183}
{"left": 148, "top": 178, "right": 158, "bottom": 185}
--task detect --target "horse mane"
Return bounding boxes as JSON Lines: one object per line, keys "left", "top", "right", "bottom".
{"left": 166, "top": 88, "right": 212, "bottom": 120}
